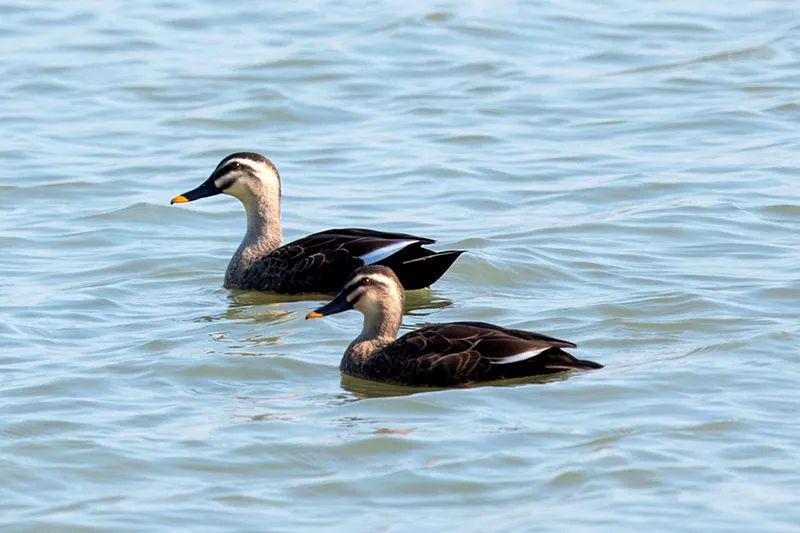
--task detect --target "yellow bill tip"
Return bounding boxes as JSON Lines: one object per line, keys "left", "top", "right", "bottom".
{"left": 305, "top": 311, "right": 324, "bottom": 319}
{"left": 170, "top": 195, "right": 189, "bottom": 205}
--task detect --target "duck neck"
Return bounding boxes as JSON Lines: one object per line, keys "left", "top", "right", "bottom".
{"left": 346, "top": 301, "right": 403, "bottom": 361}
{"left": 225, "top": 193, "right": 282, "bottom": 287}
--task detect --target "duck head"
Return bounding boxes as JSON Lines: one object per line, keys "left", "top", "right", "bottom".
{"left": 171, "top": 152, "right": 281, "bottom": 206}
{"left": 306, "top": 265, "right": 405, "bottom": 321}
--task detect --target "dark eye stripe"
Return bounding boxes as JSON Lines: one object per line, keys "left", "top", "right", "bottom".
{"left": 344, "top": 283, "right": 360, "bottom": 297}
{"left": 349, "top": 291, "right": 364, "bottom": 306}
{"left": 344, "top": 278, "right": 372, "bottom": 299}
{"left": 217, "top": 162, "right": 242, "bottom": 175}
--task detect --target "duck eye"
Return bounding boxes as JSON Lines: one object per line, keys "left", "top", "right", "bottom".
{"left": 362, "top": 278, "right": 371, "bottom": 285}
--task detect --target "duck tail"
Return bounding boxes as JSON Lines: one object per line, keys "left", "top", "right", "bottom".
{"left": 541, "top": 349, "right": 603, "bottom": 371}
{"left": 567, "top": 358, "right": 604, "bottom": 370}
{"left": 384, "top": 249, "right": 464, "bottom": 290}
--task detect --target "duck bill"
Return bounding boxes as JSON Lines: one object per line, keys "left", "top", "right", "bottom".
{"left": 306, "top": 292, "right": 353, "bottom": 319}
{"left": 170, "top": 178, "right": 221, "bottom": 204}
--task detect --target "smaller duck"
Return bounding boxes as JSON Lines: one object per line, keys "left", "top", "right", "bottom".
{"left": 306, "top": 265, "right": 602, "bottom": 387}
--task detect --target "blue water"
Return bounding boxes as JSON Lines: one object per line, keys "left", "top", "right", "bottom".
{"left": 2, "top": 1, "right": 799, "bottom": 530}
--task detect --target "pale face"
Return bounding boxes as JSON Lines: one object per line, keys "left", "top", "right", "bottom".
{"left": 306, "top": 267, "right": 404, "bottom": 320}
{"left": 215, "top": 157, "right": 280, "bottom": 202}
{"left": 345, "top": 273, "right": 398, "bottom": 316}
{"left": 170, "top": 152, "right": 280, "bottom": 205}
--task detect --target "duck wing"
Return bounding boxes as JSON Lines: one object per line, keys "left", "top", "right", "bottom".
{"left": 444, "top": 321, "right": 577, "bottom": 348}
{"left": 240, "top": 228, "right": 458, "bottom": 293}
{"left": 363, "top": 322, "right": 599, "bottom": 386}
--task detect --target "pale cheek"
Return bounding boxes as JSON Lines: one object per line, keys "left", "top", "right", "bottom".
{"left": 223, "top": 181, "right": 249, "bottom": 200}
{"left": 353, "top": 295, "right": 374, "bottom": 313}
{"left": 224, "top": 177, "right": 278, "bottom": 202}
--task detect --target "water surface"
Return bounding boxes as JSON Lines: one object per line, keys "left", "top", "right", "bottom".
{"left": 2, "top": 1, "right": 799, "bottom": 530}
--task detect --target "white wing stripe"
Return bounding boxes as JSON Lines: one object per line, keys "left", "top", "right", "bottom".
{"left": 490, "top": 347, "right": 549, "bottom": 365}
{"left": 358, "top": 240, "right": 417, "bottom": 265}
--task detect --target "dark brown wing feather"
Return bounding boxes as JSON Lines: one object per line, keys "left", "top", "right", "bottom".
{"left": 446, "top": 321, "right": 577, "bottom": 348}
{"left": 346, "top": 322, "right": 600, "bottom": 386}
{"left": 315, "top": 228, "right": 435, "bottom": 245}
{"left": 234, "top": 228, "right": 455, "bottom": 293}
{"left": 382, "top": 249, "right": 465, "bottom": 290}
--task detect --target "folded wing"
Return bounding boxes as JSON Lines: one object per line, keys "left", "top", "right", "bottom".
{"left": 368, "top": 322, "right": 599, "bottom": 386}
{"left": 244, "top": 228, "right": 461, "bottom": 293}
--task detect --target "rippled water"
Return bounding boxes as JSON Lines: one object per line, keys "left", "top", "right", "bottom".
{"left": 3, "top": 1, "right": 800, "bottom": 530}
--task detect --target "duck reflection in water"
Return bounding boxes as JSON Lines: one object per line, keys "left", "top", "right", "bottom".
{"left": 340, "top": 372, "right": 576, "bottom": 399}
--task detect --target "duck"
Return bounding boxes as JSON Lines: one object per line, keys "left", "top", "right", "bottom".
{"left": 306, "top": 265, "right": 603, "bottom": 387}
{"left": 170, "top": 152, "right": 463, "bottom": 294}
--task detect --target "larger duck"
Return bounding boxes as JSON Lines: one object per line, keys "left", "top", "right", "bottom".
{"left": 306, "top": 265, "right": 603, "bottom": 387}
{"left": 171, "top": 153, "right": 463, "bottom": 293}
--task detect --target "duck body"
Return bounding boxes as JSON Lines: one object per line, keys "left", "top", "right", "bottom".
{"left": 308, "top": 265, "right": 603, "bottom": 387}
{"left": 171, "top": 153, "right": 462, "bottom": 294}
{"left": 341, "top": 321, "right": 601, "bottom": 387}
{"left": 225, "top": 227, "right": 463, "bottom": 294}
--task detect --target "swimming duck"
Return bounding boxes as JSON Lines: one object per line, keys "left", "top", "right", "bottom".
{"left": 306, "top": 265, "right": 603, "bottom": 387}
{"left": 171, "top": 153, "right": 463, "bottom": 294}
